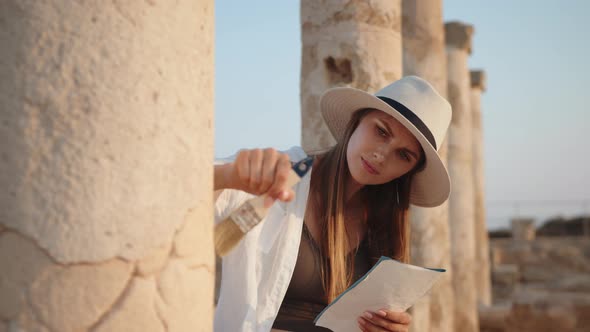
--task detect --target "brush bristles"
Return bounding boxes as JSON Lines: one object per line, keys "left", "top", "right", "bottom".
{"left": 214, "top": 218, "right": 246, "bottom": 257}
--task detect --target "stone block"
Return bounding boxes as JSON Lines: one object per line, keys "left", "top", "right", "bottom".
{"left": 0, "top": 232, "right": 52, "bottom": 320}
{"left": 492, "top": 264, "right": 519, "bottom": 286}
{"left": 445, "top": 21, "right": 474, "bottom": 52}
{"left": 28, "top": 259, "right": 133, "bottom": 332}
{"left": 492, "top": 264, "right": 519, "bottom": 303}
{"left": 506, "top": 302, "right": 577, "bottom": 331}
{"left": 546, "top": 246, "right": 589, "bottom": 272}
{"left": 156, "top": 259, "right": 213, "bottom": 332}
{"left": 479, "top": 304, "right": 509, "bottom": 332}
{"left": 547, "top": 274, "right": 590, "bottom": 292}
{"left": 491, "top": 247, "right": 505, "bottom": 266}
{"left": 0, "top": 0, "right": 214, "bottom": 265}
{"left": 504, "top": 291, "right": 590, "bottom": 331}
{"left": 136, "top": 242, "right": 171, "bottom": 277}
{"left": 174, "top": 208, "right": 213, "bottom": 259}
{"left": 9, "top": 306, "right": 50, "bottom": 332}
{"left": 511, "top": 218, "right": 535, "bottom": 242}
{"left": 94, "top": 277, "right": 165, "bottom": 332}
{"left": 520, "top": 264, "right": 558, "bottom": 283}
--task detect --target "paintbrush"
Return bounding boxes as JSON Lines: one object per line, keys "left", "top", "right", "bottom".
{"left": 214, "top": 156, "right": 314, "bottom": 257}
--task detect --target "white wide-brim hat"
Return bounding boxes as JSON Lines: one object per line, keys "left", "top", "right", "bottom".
{"left": 320, "top": 75, "right": 452, "bottom": 207}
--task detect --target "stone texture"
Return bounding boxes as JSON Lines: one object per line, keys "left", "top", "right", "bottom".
{"left": 470, "top": 69, "right": 491, "bottom": 306}
{"left": 136, "top": 242, "right": 172, "bottom": 277}
{"left": 445, "top": 22, "right": 474, "bottom": 53}
{"left": 489, "top": 236, "right": 590, "bottom": 329}
{"left": 172, "top": 207, "right": 215, "bottom": 277}
{"left": 520, "top": 264, "right": 556, "bottom": 283}
{"left": 547, "top": 274, "right": 590, "bottom": 292}
{"left": 505, "top": 294, "right": 585, "bottom": 331}
{"left": 470, "top": 70, "right": 487, "bottom": 91}
{"left": 9, "top": 305, "right": 51, "bottom": 332}
{"left": 428, "top": 271, "right": 455, "bottom": 332}
{"left": 156, "top": 259, "right": 214, "bottom": 332}
{"left": 174, "top": 207, "right": 214, "bottom": 259}
{"left": 445, "top": 21, "right": 478, "bottom": 332}
{"left": 492, "top": 264, "right": 520, "bottom": 303}
{"left": 490, "top": 236, "right": 590, "bottom": 304}
{"left": 409, "top": 202, "right": 455, "bottom": 332}
{"left": 0, "top": 0, "right": 215, "bottom": 264}
{"left": 8, "top": 320, "right": 50, "bottom": 332}
{"left": 493, "top": 265, "right": 519, "bottom": 285}
{"left": 511, "top": 218, "right": 536, "bottom": 242}
{"left": 479, "top": 304, "right": 509, "bottom": 332}
{"left": 402, "top": 0, "right": 447, "bottom": 92}
{"left": 0, "top": 232, "right": 52, "bottom": 320}
{"left": 93, "top": 277, "right": 165, "bottom": 332}
{"left": 1, "top": 1, "right": 214, "bottom": 330}
{"left": 491, "top": 247, "right": 504, "bottom": 267}
{"left": 28, "top": 259, "right": 133, "bottom": 332}
{"left": 300, "top": 0, "right": 402, "bottom": 152}
{"left": 408, "top": 297, "right": 430, "bottom": 332}
{"left": 402, "top": 1, "right": 454, "bottom": 331}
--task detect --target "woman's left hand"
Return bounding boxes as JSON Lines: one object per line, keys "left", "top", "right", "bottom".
{"left": 357, "top": 309, "right": 412, "bottom": 332}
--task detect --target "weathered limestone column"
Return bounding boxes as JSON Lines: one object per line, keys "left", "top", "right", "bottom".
{"left": 511, "top": 218, "right": 536, "bottom": 242}
{"left": 470, "top": 70, "right": 492, "bottom": 307}
{"left": 301, "top": 0, "right": 402, "bottom": 152}
{"left": 445, "top": 21, "right": 479, "bottom": 332}
{"left": 402, "top": 1, "right": 454, "bottom": 332}
{"left": 0, "top": 1, "right": 215, "bottom": 331}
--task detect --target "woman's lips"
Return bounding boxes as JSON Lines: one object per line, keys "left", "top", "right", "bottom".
{"left": 361, "top": 157, "right": 379, "bottom": 175}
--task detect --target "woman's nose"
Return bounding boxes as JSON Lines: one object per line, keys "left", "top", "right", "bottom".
{"left": 372, "top": 151, "right": 385, "bottom": 163}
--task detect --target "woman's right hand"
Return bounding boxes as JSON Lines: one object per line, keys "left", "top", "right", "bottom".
{"left": 219, "top": 148, "right": 295, "bottom": 207}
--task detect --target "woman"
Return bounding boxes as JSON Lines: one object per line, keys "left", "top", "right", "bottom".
{"left": 213, "top": 76, "right": 452, "bottom": 332}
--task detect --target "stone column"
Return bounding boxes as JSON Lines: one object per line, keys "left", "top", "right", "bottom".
{"left": 470, "top": 70, "right": 492, "bottom": 306}
{"left": 300, "top": 0, "right": 402, "bottom": 152}
{"left": 0, "top": 1, "right": 215, "bottom": 331}
{"left": 445, "top": 21, "right": 479, "bottom": 332}
{"left": 402, "top": 1, "right": 454, "bottom": 332}
{"left": 511, "top": 218, "right": 536, "bottom": 242}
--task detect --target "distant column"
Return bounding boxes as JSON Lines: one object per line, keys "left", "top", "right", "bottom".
{"left": 445, "top": 21, "right": 479, "bottom": 332}
{"left": 402, "top": 1, "right": 454, "bottom": 331}
{"left": 470, "top": 70, "right": 492, "bottom": 306}
{"left": 300, "top": 0, "right": 402, "bottom": 152}
{"left": 511, "top": 218, "right": 536, "bottom": 242}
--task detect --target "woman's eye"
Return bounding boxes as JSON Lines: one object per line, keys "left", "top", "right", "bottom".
{"left": 400, "top": 151, "right": 410, "bottom": 162}
{"left": 376, "top": 126, "right": 387, "bottom": 137}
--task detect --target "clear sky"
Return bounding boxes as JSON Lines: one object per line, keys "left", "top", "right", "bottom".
{"left": 214, "top": 0, "right": 590, "bottom": 229}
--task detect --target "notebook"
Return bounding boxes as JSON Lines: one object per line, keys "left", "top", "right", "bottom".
{"left": 314, "top": 256, "right": 445, "bottom": 332}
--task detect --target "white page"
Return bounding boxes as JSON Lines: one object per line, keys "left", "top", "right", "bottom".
{"left": 314, "top": 256, "right": 445, "bottom": 332}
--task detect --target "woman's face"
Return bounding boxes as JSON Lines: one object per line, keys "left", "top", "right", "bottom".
{"left": 346, "top": 109, "right": 423, "bottom": 186}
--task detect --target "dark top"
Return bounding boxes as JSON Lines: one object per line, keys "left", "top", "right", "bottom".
{"left": 272, "top": 222, "right": 371, "bottom": 331}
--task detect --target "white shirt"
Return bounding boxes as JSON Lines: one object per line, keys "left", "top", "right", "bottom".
{"left": 214, "top": 146, "right": 312, "bottom": 332}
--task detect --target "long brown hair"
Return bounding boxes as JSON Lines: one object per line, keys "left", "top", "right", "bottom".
{"left": 308, "top": 109, "right": 425, "bottom": 303}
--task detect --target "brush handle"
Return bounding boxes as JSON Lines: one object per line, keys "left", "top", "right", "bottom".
{"left": 229, "top": 167, "right": 302, "bottom": 233}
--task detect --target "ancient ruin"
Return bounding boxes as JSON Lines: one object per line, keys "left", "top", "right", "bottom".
{"left": 0, "top": 1, "right": 215, "bottom": 331}
{"left": 402, "top": 1, "right": 454, "bottom": 331}
{"left": 2, "top": 1, "right": 588, "bottom": 331}
{"left": 445, "top": 20, "right": 479, "bottom": 332}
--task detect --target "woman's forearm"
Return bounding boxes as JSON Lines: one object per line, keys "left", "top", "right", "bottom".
{"left": 214, "top": 163, "right": 233, "bottom": 191}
